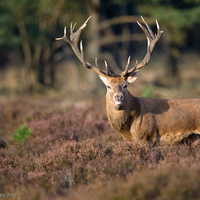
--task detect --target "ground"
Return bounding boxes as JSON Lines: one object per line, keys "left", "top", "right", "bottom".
{"left": 0, "top": 92, "right": 200, "bottom": 200}
{"left": 0, "top": 51, "right": 200, "bottom": 199}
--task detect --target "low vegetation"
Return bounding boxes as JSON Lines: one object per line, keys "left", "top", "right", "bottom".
{"left": 0, "top": 96, "right": 200, "bottom": 200}
{"left": 12, "top": 125, "right": 33, "bottom": 144}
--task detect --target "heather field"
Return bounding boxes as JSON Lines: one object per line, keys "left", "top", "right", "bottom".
{"left": 0, "top": 95, "right": 200, "bottom": 200}
{"left": 1, "top": 1, "right": 200, "bottom": 199}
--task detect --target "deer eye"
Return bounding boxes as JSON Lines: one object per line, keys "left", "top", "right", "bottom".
{"left": 123, "top": 84, "right": 127, "bottom": 89}
{"left": 107, "top": 85, "right": 111, "bottom": 90}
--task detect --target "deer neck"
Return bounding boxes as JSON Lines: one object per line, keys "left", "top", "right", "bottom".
{"left": 106, "top": 90, "right": 140, "bottom": 140}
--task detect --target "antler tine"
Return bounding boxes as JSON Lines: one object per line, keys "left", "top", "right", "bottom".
{"left": 127, "top": 16, "right": 163, "bottom": 74}
{"left": 56, "top": 16, "right": 113, "bottom": 77}
{"left": 140, "top": 16, "right": 155, "bottom": 40}
{"left": 79, "top": 40, "right": 88, "bottom": 67}
{"left": 55, "top": 26, "right": 70, "bottom": 43}
{"left": 137, "top": 22, "right": 150, "bottom": 42}
{"left": 72, "top": 23, "right": 77, "bottom": 32}
{"left": 70, "top": 22, "right": 77, "bottom": 37}
{"left": 104, "top": 60, "right": 109, "bottom": 76}
{"left": 95, "top": 57, "right": 99, "bottom": 68}
{"left": 95, "top": 57, "right": 111, "bottom": 76}
{"left": 121, "top": 56, "right": 131, "bottom": 77}
{"left": 70, "top": 16, "right": 92, "bottom": 44}
{"left": 56, "top": 16, "right": 92, "bottom": 45}
{"left": 155, "top": 20, "right": 164, "bottom": 42}
{"left": 70, "top": 23, "right": 73, "bottom": 36}
{"left": 131, "top": 60, "right": 139, "bottom": 72}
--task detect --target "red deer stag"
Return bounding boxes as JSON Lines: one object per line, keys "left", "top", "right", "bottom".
{"left": 56, "top": 16, "right": 200, "bottom": 145}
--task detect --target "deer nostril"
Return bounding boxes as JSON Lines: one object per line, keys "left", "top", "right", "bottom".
{"left": 115, "top": 95, "right": 124, "bottom": 101}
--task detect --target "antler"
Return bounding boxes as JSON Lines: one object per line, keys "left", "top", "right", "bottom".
{"left": 121, "top": 16, "right": 163, "bottom": 77}
{"left": 55, "top": 16, "right": 113, "bottom": 77}
{"left": 56, "top": 16, "right": 163, "bottom": 78}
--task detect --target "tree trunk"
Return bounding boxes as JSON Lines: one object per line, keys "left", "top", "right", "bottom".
{"left": 85, "top": 0, "right": 101, "bottom": 91}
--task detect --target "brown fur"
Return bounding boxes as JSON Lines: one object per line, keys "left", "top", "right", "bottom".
{"left": 104, "top": 77, "right": 200, "bottom": 145}
{"left": 58, "top": 16, "right": 200, "bottom": 145}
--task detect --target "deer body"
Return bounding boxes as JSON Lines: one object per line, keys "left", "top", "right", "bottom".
{"left": 106, "top": 93, "right": 200, "bottom": 143}
{"left": 56, "top": 16, "right": 200, "bottom": 145}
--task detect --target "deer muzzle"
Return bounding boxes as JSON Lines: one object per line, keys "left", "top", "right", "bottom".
{"left": 114, "top": 94, "right": 124, "bottom": 105}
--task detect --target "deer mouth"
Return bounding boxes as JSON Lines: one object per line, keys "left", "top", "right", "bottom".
{"left": 114, "top": 94, "right": 124, "bottom": 105}
{"left": 114, "top": 99, "right": 123, "bottom": 105}
{"left": 113, "top": 99, "right": 124, "bottom": 110}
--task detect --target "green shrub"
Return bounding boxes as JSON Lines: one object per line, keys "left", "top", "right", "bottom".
{"left": 12, "top": 125, "right": 33, "bottom": 144}
{"left": 141, "top": 84, "right": 155, "bottom": 98}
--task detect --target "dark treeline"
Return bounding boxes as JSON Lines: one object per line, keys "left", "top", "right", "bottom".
{"left": 0, "top": 0, "right": 200, "bottom": 91}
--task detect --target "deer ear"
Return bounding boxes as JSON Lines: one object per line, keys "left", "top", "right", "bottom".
{"left": 98, "top": 74, "right": 110, "bottom": 86}
{"left": 126, "top": 70, "right": 139, "bottom": 84}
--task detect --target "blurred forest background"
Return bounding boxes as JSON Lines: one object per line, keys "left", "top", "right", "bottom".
{"left": 1, "top": 1, "right": 200, "bottom": 198}
{"left": 0, "top": 0, "right": 200, "bottom": 99}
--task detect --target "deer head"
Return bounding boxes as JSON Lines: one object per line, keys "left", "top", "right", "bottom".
{"left": 56, "top": 16, "right": 163, "bottom": 110}
{"left": 98, "top": 59, "right": 139, "bottom": 110}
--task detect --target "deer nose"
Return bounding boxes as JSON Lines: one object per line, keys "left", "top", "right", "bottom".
{"left": 115, "top": 94, "right": 124, "bottom": 102}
